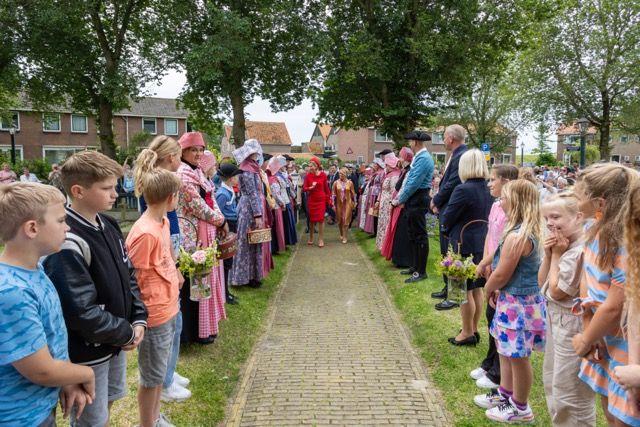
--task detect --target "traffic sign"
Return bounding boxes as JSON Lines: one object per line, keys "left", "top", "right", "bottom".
{"left": 481, "top": 143, "right": 490, "bottom": 152}
{"left": 485, "top": 154, "right": 491, "bottom": 161}
{"left": 566, "top": 146, "right": 581, "bottom": 152}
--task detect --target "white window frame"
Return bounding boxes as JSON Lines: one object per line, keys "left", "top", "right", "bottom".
{"left": 431, "top": 133, "right": 444, "bottom": 145}
{"left": 143, "top": 118, "right": 157, "bottom": 135}
{"left": 502, "top": 154, "right": 512, "bottom": 164}
{"left": 42, "top": 113, "right": 61, "bottom": 133}
{"left": 0, "top": 112, "right": 20, "bottom": 131}
{"left": 610, "top": 155, "right": 621, "bottom": 163}
{"left": 624, "top": 155, "right": 630, "bottom": 161}
{"left": 374, "top": 129, "right": 392, "bottom": 142}
{"left": 42, "top": 145, "right": 96, "bottom": 164}
{"left": 164, "top": 118, "right": 179, "bottom": 136}
{"left": 70, "top": 114, "right": 88, "bottom": 133}
{"left": 0, "top": 144, "right": 24, "bottom": 160}
{"left": 433, "top": 152, "right": 446, "bottom": 165}
{"left": 621, "top": 135, "right": 629, "bottom": 144}
{"left": 636, "top": 155, "right": 640, "bottom": 161}
{"left": 357, "top": 155, "right": 364, "bottom": 164}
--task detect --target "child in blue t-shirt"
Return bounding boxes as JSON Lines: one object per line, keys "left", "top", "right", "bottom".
{"left": 0, "top": 183, "right": 95, "bottom": 427}
{"left": 216, "top": 163, "right": 242, "bottom": 305}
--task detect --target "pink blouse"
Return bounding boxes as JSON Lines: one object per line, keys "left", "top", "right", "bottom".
{"left": 486, "top": 200, "right": 507, "bottom": 256}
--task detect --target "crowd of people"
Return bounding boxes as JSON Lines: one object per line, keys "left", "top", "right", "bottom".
{"left": 0, "top": 132, "right": 301, "bottom": 427}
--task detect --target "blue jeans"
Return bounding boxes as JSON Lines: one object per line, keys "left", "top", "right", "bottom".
{"left": 163, "top": 310, "right": 183, "bottom": 388}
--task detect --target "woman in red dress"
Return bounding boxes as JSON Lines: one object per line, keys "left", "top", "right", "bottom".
{"left": 303, "top": 157, "right": 331, "bottom": 247}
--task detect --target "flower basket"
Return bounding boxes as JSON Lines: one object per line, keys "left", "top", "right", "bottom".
{"left": 217, "top": 232, "right": 237, "bottom": 260}
{"left": 248, "top": 228, "right": 271, "bottom": 244}
{"left": 190, "top": 271, "right": 212, "bottom": 301}
{"left": 447, "top": 276, "right": 468, "bottom": 305}
{"left": 368, "top": 206, "right": 379, "bottom": 217}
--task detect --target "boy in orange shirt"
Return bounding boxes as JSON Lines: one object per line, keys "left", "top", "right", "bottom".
{"left": 126, "top": 169, "right": 182, "bottom": 427}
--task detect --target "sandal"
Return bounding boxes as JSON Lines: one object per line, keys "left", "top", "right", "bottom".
{"left": 318, "top": 241, "right": 325, "bottom": 248}
{"left": 307, "top": 240, "right": 313, "bottom": 245}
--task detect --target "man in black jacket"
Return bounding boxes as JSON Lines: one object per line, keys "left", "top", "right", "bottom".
{"left": 431, "top": 124, "right": 468, "bottom": 310}
{"left": 44, "top": 151, "right": 147, "bottom": 426}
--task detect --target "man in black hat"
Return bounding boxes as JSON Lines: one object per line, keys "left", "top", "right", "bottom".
{"left": 391, "top": 130, "right": 434, "bottom": 283}
{"left": 216, "top": 162, "right": 244, "bottom": 304}
{"left": 378, "top": 148, "right": 393, "bottom": 158}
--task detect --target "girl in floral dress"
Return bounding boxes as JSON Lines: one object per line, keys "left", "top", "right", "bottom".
{"left": 478, "top": 179, "right": 545, "bottom": 424}
{"left": 376, "top": 153, "right": 401, "bottom": 251}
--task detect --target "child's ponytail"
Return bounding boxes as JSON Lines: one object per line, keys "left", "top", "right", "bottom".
{"left": 624, "top": 178, "right": 640, "bottom": 310}
{"left": 134, "top": 149, "right": 159, "bottom": 198}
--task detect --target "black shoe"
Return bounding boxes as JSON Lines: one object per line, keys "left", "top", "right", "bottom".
{"left": 448, "top": 335, "right": 478, "bottom": 346}
{"left": 226, "top": 295, "right": 239, "bottom": 305}
{"left": 405, "top": 273, "right": 428, "bottom": 284}
{"left": 248, "top": 280, "right": 262, "bottom": 288}
{"left": 435, "top": 300, "right": 459, "bottom": 311}
{"left": 400, "top": 268, "right": 416, "bottom": 275}
{"left": 475, "top": 332, "right": 481, "bottom": 343}
{"left": 304, "top": 228, "right": 309, "bottom": 233}
{"left": 196, "top": 335, "right": 216, "bottom": 345}
{"left": 431, "top": 288, "right": 447, "bottom": 299}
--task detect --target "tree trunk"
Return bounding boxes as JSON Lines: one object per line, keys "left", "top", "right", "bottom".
{"left": 230, "top": 80, "right": 246, "bottom": 149}
{"left": 97, "top": 99, "right": 116, "bottom": 159}
{"left": 599, "top": 92, "right": 611, "bottom": 161}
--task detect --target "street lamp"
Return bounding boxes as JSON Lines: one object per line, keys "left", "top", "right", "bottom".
{"left": 8, "top": 126, "right": 16, "bottom": 166}
{"left": 576, "top": 117, "right": 589, "bottom": 168}
{"left": 520, "top": 142, "right": 525, "bottom": 167}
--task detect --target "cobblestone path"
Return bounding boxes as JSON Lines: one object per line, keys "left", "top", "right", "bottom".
{"left": 226, "top": 225, "right": 449, "bottom": 426}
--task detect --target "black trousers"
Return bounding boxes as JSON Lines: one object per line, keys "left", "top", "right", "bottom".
{"left": 406, "top": 190, "right": 430, "bottom": 275}
{"left": 480, "top": 302, "right": 501, "bottom": 383}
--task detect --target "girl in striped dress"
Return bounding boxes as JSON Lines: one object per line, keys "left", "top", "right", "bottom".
{"left": 572, "top": 163, "right": 640, "bottom": 427}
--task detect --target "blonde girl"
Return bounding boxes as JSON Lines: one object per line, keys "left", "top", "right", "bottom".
{"left": 472, "top": 164, "right": 519, "bottom": 391}
{"left": 539, "top": 193, "right": 595, "bottom": 426}
{"left": 479, "top": 179, "right": 545, "bottom": 424}
{"left": 572, "top": 163, "right": 639, "bottom": 427}
{"left": 133, "top": 135, "right": 192, "bottom": 401}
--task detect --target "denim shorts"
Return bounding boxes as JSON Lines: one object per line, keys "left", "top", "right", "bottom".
{"left": 138, "top": 315, "right": 177, "bottom": 388}
{"left": 71, "top": 352, "right": 127, "bottom": 427}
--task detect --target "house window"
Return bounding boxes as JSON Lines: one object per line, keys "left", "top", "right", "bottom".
{"left": 164, "top": 118, "right": 178, "bottom": 136}
{"left": 71, "top": 114, "right": 88, "bottom": 133}
{"left": 357, "top": 155, "right": 364, "bottom": 164}
{"left": 610, "top": 155, "right": 620, "bottom": 163}
{"left": 374, "top": 130, "right": 392, "bottom": 142}
{"left": 43, "top": 113, "right": 61, "bottom": 132}
{"left": 0, "top": 145, "right": 24, "bottom": 160}
{"left": 143, "top": 118, "right": 157, "bottom": 134}
{"left": 635, "top": 155, "right": 640, "bottom": 162}
{"left": 433, "top": 152, "right": 446, "bottom": 165}
{"left": 502, "top": 154, "right": 512, "bottom": 164}
{"left": 43, "top": 146, "right": 95, "bottom": 164}
{"left": 0, "top": 112, "right": 20, "bottom": 131}
{"left": 432, "top": 133, "right": 444, "bottom": 144}
{"left": 621, "top": 135, "right": 629, "bottom": 144}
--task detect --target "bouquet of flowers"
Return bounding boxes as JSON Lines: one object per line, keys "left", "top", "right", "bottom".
{"left": 177, "top": 244, "right": 219, "bottom": 301}
{"left": 435, "top": 247, "right": 477, "bottom": 304}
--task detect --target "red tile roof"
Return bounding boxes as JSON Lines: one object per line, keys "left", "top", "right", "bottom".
{"left": 557, "top": 124, "right": 597, "bottom": 135}
{"left": 224, "top": 121, "right": 292, "bottom": 145}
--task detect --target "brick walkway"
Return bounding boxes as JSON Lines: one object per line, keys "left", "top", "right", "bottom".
{"left": 226, "top": 225, "right": 449, "bottom": 426}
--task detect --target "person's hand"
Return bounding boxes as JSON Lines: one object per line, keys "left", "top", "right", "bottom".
{"left": 487, "top": 290, "right": 499, "bottom": 309}
{"left": 430, "top": 200, "right": 438, "bottom": 214}
{"left": 551, "top": 230, "right": 569, "bottom": 256}
{"left": 177, "top": 269, "right": 185, "bottom": 290}
{"left": 613, "top": 365, "right": 640, "bottom": 391}
{"left": 476, "top": 259, "right": 489, "bottom": 278}
{"left": 122, "top": 325, "right": 145, "bottom": 351}
{"left": 60, "top": 383, "right": 94, "bottom": 420}
{"left": 543, "top": 234, "right": 556, "bottom": 257}
{"left": 375, "top": 201, "right": 380, "bottom": 209}
{"left": 311, "top": 182, "right": 317, "bottom": 189}
{"left": 254, "top": 217, "right": 264, "bottom": 229}
{"left": 391, "top": 199, "right": 399, "bottom": 207}
{"left": 223, "top": 222, "right": 230, "bottom": 234}
{"left": 572, "top": 333, "right": 595, "bottom": 358}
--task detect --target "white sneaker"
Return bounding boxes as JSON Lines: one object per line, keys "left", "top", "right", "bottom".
{"left": 470, "top": 367, "right": 486, "bottom": 380}
{"left": 476, "top": 375, "right": 500, "bottom": 389}
{"left": 161, "top": 382, "right": 192, "bottom": 402}
{"left": 173, "top": 372, "right": 190, "bottom": 387}
{"left": 155, "top": 413, "right": 176, "bottom": 427}
{"left": 474, "top": 389, "right": 507, "bottom": 409}
{"left": 485, "top": 398, "right": 534, "bottom": 424}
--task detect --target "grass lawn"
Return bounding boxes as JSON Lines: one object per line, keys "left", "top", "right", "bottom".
{"left": 355, "top": 230, "right": 605, "bottom": 426}
{"left": 55, "top": 245, "right": 295, "bottom": 427}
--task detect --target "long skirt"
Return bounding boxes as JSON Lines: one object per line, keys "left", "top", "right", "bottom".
{"left": 273, "top": 207, "right": 286, "bottom": 252}
{"left": 358, "top": 188, "right": 370, "bottom": 230}
{"left": 391, "top": 208, "right": 412, "bottom": 268}
{"left": 381, "top": 206, "right": 402, "bottom": 259}
{"left": 180, "top": 261, "right": 226, "bottom": 341}
{"left": 363, "top": 194, "right": 376, "bottom": 234}
{"left": 283, "top": 203, "right": 298, "bottom": 245}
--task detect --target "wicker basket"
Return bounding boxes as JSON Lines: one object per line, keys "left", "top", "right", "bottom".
{"left": 248, "top": 228, "right": 272, "bottom": 244}
{"left": 218, "top": 232, "right": 237, "bottom": 260}
{"left": 368, "top": 207, "right": 379, "bottom": 217}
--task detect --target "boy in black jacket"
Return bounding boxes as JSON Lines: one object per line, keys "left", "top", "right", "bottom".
{"left": 44, "top": 151, "right": 148, "bottom": 427}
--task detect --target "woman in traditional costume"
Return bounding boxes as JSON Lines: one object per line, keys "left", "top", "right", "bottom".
{"left": 332, "top": 167, "right": 357, "bottom": 244}
{"left": 376, "top": 153, "right": 401, "bottom": 251}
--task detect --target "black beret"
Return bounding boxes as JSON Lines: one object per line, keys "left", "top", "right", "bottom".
{"left": 403, "top": 131, "right": 431, "bottom": 141}
{"left": 284, "top": 154, "right": 295, "bottom": 161}
{"left": 378, "top": 149, "right": 393, "bottom": 157}
{"left": 217, "top": 162, "right": 243, "bottom": 178}
{"left": 262, "top": 153, "right": 273, "bottom": 161}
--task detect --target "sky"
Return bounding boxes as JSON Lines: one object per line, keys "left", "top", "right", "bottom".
{"left": 147, "top": 70, "right": 553, "bottom": 154}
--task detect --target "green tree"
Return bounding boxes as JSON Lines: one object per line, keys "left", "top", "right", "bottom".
{"left": 535, "top": 152, "right": 558, "bottom": 167}
{"left": 171, "top": 1, "right": 321, "bottom": 148}
{"left": 315, "top": 1, "right": 536, "bottom": 146}
{"left": 15, "top": 1, "right": 173, "bottom": 158}
{"left": 517, "top": 0, "right": 640, "bottom": 160}
{"left": 570, "top": 144, "right": 600, "bottom": 165}
{"left": 0, "top": 0, "right": 20, "bottom": 121}
{"left": 530, "top": 120, "right": 554, "bottom": 156}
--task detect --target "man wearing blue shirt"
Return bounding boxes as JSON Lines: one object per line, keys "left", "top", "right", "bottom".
{"left": 392, "top": 131, "right": 434, "bottom": 283}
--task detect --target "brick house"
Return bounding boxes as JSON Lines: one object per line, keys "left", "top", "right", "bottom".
{"left": 307, "top": 124, "right": 517, "bottom": 166}
{"left": 220, "top": 121, "right": 293, "bottom": 156}
{"left": 556, "top": 123, "right": 640, "bottom": 165}
{"left": 0, "top": 96, "right": 189, "bottom": 163}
